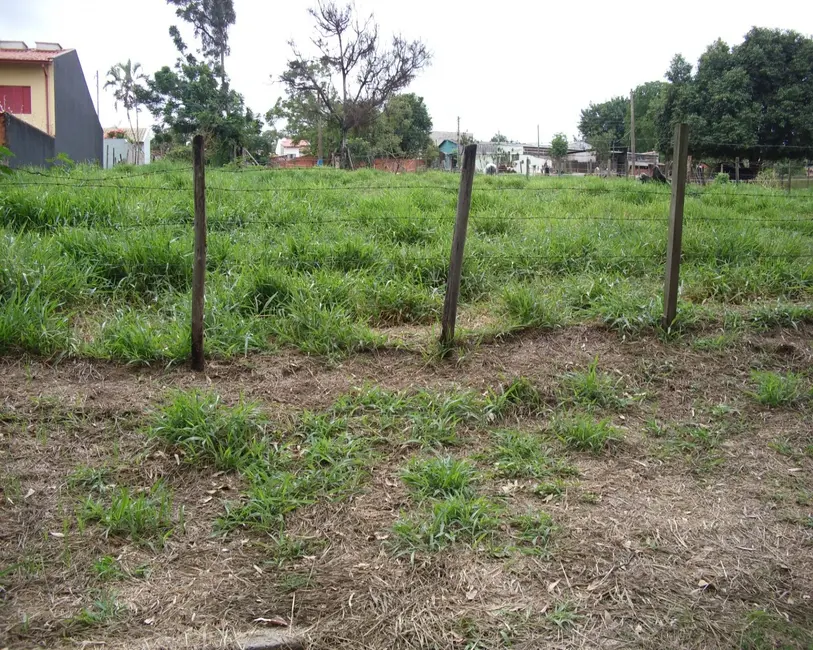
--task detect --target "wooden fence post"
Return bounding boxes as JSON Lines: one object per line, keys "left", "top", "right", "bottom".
{"left": 526, "top": 157, "right": 530, "bottom": 179}
{"left": 440, "top": 143, "right": 477, "bottom": 347}
{"left": 735, "top": 156, "right": 740, "bottom": 183}
{"left": 191, "top": 134, "right": 207, "bottom": 372}
{"left": 663, "top": 123, "right": 689, "bottom": 330}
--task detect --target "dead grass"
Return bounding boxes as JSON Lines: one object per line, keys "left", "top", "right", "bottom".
{"left": 1, "top": 324, "right": 812, "bottom": 649}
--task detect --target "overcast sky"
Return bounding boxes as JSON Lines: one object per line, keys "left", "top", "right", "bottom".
{"left": 6, "top": 0, "right": 812, "bottom": 143}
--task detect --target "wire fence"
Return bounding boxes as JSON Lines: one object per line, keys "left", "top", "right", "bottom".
{"left": 2, "top": 130, "right": 813, "bottom": 368}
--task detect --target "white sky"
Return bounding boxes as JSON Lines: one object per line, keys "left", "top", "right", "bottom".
{"left": 5, "top": 0, "right": 813, "bottom": 143}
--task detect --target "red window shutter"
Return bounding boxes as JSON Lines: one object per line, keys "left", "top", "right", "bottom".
{"left": 0, "top": 86, "right": 32, "bottom": 114}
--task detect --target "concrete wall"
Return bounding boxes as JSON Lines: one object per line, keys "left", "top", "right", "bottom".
{"left": 53, "top": 51, "right": 102, "bottom": 165}
{"left": 0, "top": 112, "right": 56, "bottom": 167}
{"left": 103, "top": 138, "right": 134, "bottom": 168}
{"left": 0, "top": 62, "right": 55, "bottom": 135}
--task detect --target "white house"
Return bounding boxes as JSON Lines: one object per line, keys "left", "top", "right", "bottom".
{"left": 474, "top": 142, "right": 525, "bottom": 173}
{"left": 102, "top": 126, "right": 151, "bottom": 168}
{"left": 275, "top": 138, "right": 309, "bottom": 158}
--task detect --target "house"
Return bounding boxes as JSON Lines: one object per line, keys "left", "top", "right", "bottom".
{"left": 430, "top": 130, "right": 473, "bottom": 146}
{"left": 0, "top": 40, "right": 102, "bottom": 167}
{"left": 275, "top": 138, "right": 309, "bottom": 159}
{"left": 474, "top": 141, "right": 524, "bottom": 173}
{"left": 103, "top": 126, "right": 152, "bottom": 168}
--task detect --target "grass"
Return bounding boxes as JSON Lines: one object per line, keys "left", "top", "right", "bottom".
{"left": 400, "top": 456, "right": 478, "bottom": 500}
{"left": 148, "top": 390, "right": 269, "bottom": 471}
{"left": 0, "top": 166, "right": 810, "bottom": 361}
{"left": 486, "top": 429, "right": 576, "bottom": 478}
{"left": 392, "top": 495, "right": 502, "bottom": 553}
{"left": 739, "top": 609, "right": 813, "bottom": 649}
{"left": 554, "top": 413, "right": 622, "bottom": 453}
{"left": 559, "top": 357, "right": 628, "bottom": 409}
{"left": 67, "top": 592, "right": 126, "bottom": 630}
{"left": 748, "top": 371, "right": 808, "bottom": 407}
{"left": 510, "top": 511, "right": 556, "bottom": 554}
{"left": 77, "top": 481, "right": 181, "bottom": 547}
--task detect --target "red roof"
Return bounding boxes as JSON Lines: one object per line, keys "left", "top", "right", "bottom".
{"left": 280, "top": 138, "right": 309, "bottom": 148}
{"left": 0, "top": 48, "right": 68, "bottom": 63}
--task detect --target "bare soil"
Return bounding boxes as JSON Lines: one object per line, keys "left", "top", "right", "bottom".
{"left": 1, "top": 325, "right": 812, "bottom": 649}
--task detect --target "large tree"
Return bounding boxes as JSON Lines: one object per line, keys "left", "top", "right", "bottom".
{"left": 550, "top": 133, "right": 568, "bottom": 173}
{"left": 167, "top": 0, "right": 235, "bottom": 83}
{"left": 277, "top": 1, "right": 430, "bottom": 168}
{"left": 374, "top": 93, "right": 432, "bottom": 158}
{"left": 654, "top": 29, "right": 813, "bottom": 160}
{"left": 578, "top": 96, "right": 627, "bottom": 163}
{"left": 105, "top": 60, "right": 148, "bottom": 163}
{"left": 143, "top": 28, "right": 259, "bottom": 164}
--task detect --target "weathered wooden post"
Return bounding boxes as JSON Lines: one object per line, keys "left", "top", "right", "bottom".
{"left": 440, "top": 143, "right": 477, "bottom": 347}
{"left": 663, "top": 123, "right": 689, "bottom": 330}
{"left": 191, "top": 135, "right": 207, "bottom": 372}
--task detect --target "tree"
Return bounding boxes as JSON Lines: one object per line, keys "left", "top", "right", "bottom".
{"left": 490, "top": 132, "right": 509, "bottom": 143}
{"left": 142, "top": 29, "right": 260, "bottom": 165}
{"left": 628, "top": 81, "right": 668, "bottom": 153}
{"left": 578, "top": 96, "right": 627, "bottom": 165}
{"left": 278, "top": 1, "right": 430, "bottom": 168}
{"left": 652, "top": 29, "right": 813, "bottom": 161}
{"left": 104, "top": 60, "right": 148, "bottom": 163}
{"left": 550, "top": 132, "right": 568, "bottom": 173}
{"left": 374, "top": 93, "right": 432, "bottom": 158}
{"left": 167, "top": 0, "right": 235, "bottom": 84}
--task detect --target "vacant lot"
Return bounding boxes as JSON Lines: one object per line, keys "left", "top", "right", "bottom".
{"left": 1, "top": 168, "right": 812, "bottom": 649}
{"left": 1, "top": 166, "right": 812, "bottom": 359}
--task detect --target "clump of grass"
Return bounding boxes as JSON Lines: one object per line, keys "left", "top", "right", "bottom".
{"left": 545, "top": 601, "right": 580, "bottom": 630}
{"left": 67, "top": 592, "right": 126, "bottom": 630}
{"left": 92, "top": 556, "right": 127, "bottom": 582}
{"left": 392, "top": 495, "right": 502, "bottom": 552}
{"left": 0, "top": 289, "right": 72, "bottom": 356}
{"left": 487, "top": 430, "right": 575, "bottom": 478}
{"left": 533, "top": 479, "right": 568, "bottom": 499}
{"left": 560, "top": 357, "right": 627, "bottom": 409}
{"left": 78, "top": 482, "right": 180, "bottom": 546}
{"left": 219, "top": 415, "right": 370, "bottom": 531}
{"left": 510, "top": 511, "right": 555, "bottom": 554}
{"left": 67, "top": 466, "right": 112, "bottom": 493}
{"left": 502, "top": 284, "right": 566, "bottom": 330}
{"left": 400, "top": 456, "right": 478, "bottom": 500}
{"left": 740, "top": 609, "right": 813, "bottom": 649}
{"left": 748, "top": 371, "right": 806, "bottom": 407}
{"left": 484, "top": 377, "right": 543, "bottom": 419}
{"left": 554, "top": 413, "right": 621, "bottom": 453}
{"left": 148, "top": 390, "right": 269, "bottom": 471}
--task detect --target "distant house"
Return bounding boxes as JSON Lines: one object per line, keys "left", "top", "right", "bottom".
{"left": 0, "top": 40, "right": 102, "bottom": 166}
{"left": 103, "top": 126, "right": 152, "bottom": 168}
{"left": 275, "top": 138, "right": 309, "bottom": 159}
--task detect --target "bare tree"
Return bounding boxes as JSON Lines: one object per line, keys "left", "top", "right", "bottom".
{"left": 279, "top": 2, "right": 430, "bottom": 168}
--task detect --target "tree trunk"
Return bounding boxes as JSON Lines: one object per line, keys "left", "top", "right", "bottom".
{"left": 340, "top": 129, "right": 351, "bottom": 170}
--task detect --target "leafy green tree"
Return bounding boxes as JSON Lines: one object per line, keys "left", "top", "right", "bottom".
{"left": 578, "top": 96, "right": 627, "bottom": 164}
{"left": 143, "top": 30, "right": 259, "bottom": 165}
{"left": 653, "top": 29, "right": 813, "bottom": 160}
{"left": 278, "top": 1, "right": 430, "bottom": 168}
{"left": 167, "top": 0, "right": 235, "bottom": 83}
{"left": 490, "top": 132, "right": 509, "bottom": 143}
{"left": 104, "top": 60, "right": 148, "bottom": 163}
{"left": 628, "top": 81, "right": 667, "bottom": 153}
{"left": 374, "top": 93, "right": 433, "bottom": 157}
{"left": 550, "top": 132, "right": 568, "bottom": 173}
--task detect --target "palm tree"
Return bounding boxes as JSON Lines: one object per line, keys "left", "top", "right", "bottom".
{"left": 105, "top": 60, "right": 148, "bottom": 164}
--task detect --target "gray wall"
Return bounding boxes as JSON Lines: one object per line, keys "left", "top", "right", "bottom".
{"left": 2, "top": 113, "right": 55, "bottom": 168}
{"left": 53, "top": 50, "right": 102, "bottom": 165}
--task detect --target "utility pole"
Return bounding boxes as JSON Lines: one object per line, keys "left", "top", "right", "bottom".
{"left": 630, "top": 88, "right": 636, "bottom": 179}
{"left": 95, "top": 71, "right": 101, "bottom": 121}
{"left": 457, "top": 115, "right": 461, "bottom": 164}
{"left": 317, "top": 119, "right": 323, "bottom": 165}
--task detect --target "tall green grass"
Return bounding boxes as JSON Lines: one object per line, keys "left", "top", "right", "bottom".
{"left": 0, "top": 166, "right": 810, "bottom": 360}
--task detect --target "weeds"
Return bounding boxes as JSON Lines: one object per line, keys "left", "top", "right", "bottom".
{"left": 748, "top": 371, "right": 807, "bottom": 407}
{"left": 78, "top": 481, "right": 180, "bottom": 546}
{"left": 400, "top": 456, "right": 478, "bottom": 500}
{"left": 67, "top": 592, "right": 126, "bottom": 629}
{"left": 510, "top": 512, "right": 555, "bottom": 554}
{"left": 148, "top": 391, "right": 269, "bottom": 471}
{"left": 554, "top": 413, "right": 621, "bottom": 453}
{"left": 560, "top": 357, "right": 627, "bottom": 409}
{"left": 393, "top": 495, "right": 502, "bottom": 552}
{"left": 486, "top": 430, "right": 576, "bottom": 478}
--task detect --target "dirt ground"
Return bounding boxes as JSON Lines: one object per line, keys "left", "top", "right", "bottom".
{"left": 1, "top": 325, "right": 812, "bottom": 649}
